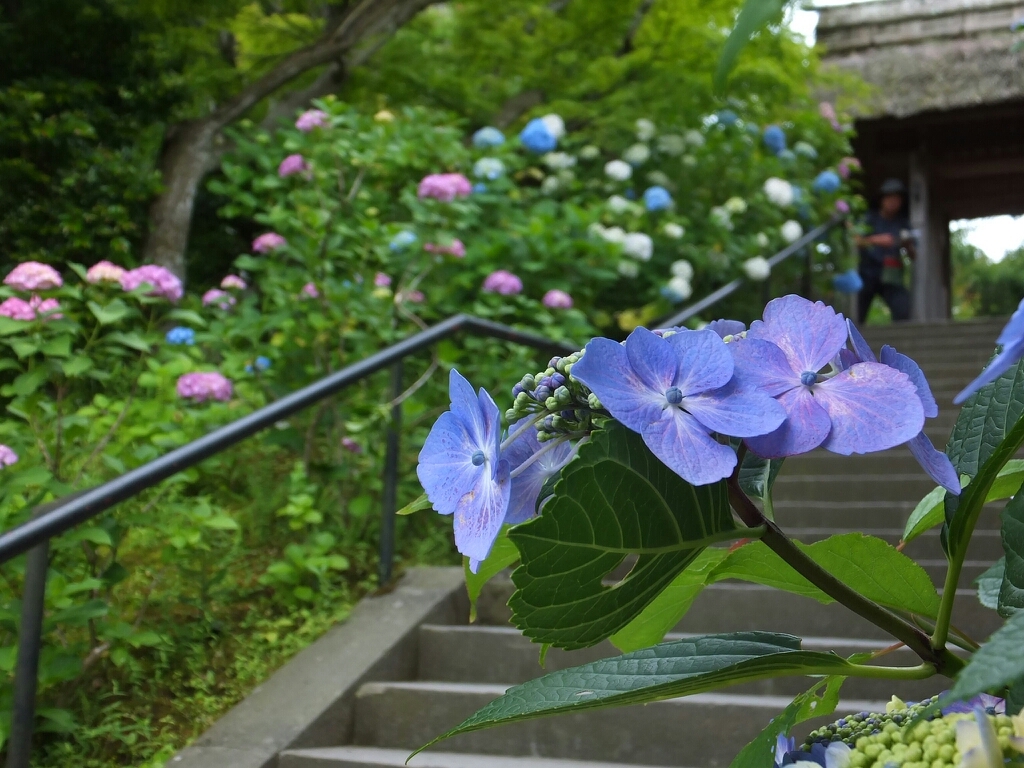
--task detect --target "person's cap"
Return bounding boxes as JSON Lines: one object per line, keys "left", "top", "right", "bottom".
{"left": 879, "top": 178, "right": 906, "bottom": 196}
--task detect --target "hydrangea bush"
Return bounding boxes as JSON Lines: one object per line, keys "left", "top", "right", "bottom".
{"left": 413, "top": 295, "right": 1024, "bottom": 768}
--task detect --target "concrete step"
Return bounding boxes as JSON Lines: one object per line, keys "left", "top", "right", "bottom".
{"left": 772, "top": 475, "right": 938, "bottom": 502}
{"left": 417, "top": 625, "right": 961, "bottom": 702}
{"left": 352, "top": 681, "right": 889, "bottom": 768}
{"left": 279, "top": 746, "right": 679, "bottom": 768}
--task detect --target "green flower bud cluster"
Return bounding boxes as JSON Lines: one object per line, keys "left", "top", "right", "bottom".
{"left": 505, "top": 352, "right": 600, "bottom": 440}
{"left": 805, "top": 697, "right": 940, "bottom": 751}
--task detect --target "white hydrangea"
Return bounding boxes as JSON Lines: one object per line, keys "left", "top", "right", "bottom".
{"left": 646, "top": 170, "right": 672, "bottom": 188}
{"left": 540, "top": 114, "right": 565, "bottom": 139}
{"left": 667, "top": 275, "right": 693, "bottom": 301}
{"left": 763, "top": 177, "right": 794, "bottom": 207}
{"left": 743, "top": 256, "right": 771, "bottom": 282}
{"left": 670, "top": 260, "right": 694, "bottom": 280}
{"left": 635, "top": 118, "right": 656, "bottom": 142}
{"left": 579, "top": 145, "right": 601, "bottom": 160}
{"left": 755, "top": 232, "right": 771, "bottom": 248}
{"left": 543, "top": 152, "right": 577, "bottom": 170}
{"left": 606, "top": 195, "right": 633, "bottom": 214}
{"left": 604, "top": 160, "right": 633, "bottom": 181}
{"left": 710, "top": 206, "right": 734, "bottom": 230}
{"left": 594, "top": 225, "right": 627, "bottom": 245}
{"left": 724, "top": 196, "right": 747, "bottom": 215}
{"left": 623, "top": 143, "right": 651, "bottom": 166}
{"left": 684, "top": 129, "right": 705, "bottom": 147}
{"left": 794, "top": 141, "right": 818, "bottom": 159}
{"left": 623, "top": 232, "right": 654, "bottom": 261}
{"left": 663, "top": 223, "right": 686, "bottom": 239}
{"left": 657, "top": 134, "right": 686, "bottom": 156}
{"left": 557, "top": 169, "right": 576, "bottom": 185}
{"left": 781, "top": 220, "right": 804, "bottom": 243}
{"left": 541, "top": 176, "right": 561, "bottom": 194}
{"left": 618, "top": 260, "right": 640, "bottom": 278}
{"left": 682, "top": 155, "right": 698, "bottom": 168}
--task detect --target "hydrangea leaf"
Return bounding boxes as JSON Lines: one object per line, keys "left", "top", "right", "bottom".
{"left": 738, "top": 450, "right": 785, "bottom": 520}
{"left": 508, "top": 421, "right": 736, "bottom": 649}
{"left": 413, "top": 632, "right": 855, "bottom": 755}
{"left": 464, "top": 527, "right": 519, "bottom": 623}
{"left": 999, "top": 494, "right": 1024, "bottom": 617}
{"left": 945, "top": 608, "right": 1024, "bottom": 706}
{"left": 975, "top": 558, "right": 1005, "bottom": 610}
{"left": 728, "top": 676, "right": 846, "bottom": 768}
{"left": 715, "top": 0, "right": 787, "bottom": 89}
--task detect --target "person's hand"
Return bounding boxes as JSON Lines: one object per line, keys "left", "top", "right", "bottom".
{"left": 870, "top": 233, "right": 895, "bottom": 247}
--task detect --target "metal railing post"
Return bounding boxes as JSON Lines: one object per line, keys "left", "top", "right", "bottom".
{"left": 378, "top": 361, "right": 403, "bottom": 586}
{"left": 7, "top": 539, "right": 49, "bottom": 768}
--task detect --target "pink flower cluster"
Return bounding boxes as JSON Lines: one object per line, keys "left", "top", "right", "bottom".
{"left": 482, "top": 270, "right": 523, "bottom": 295}
{"left": 0, "top": 445, "right": 17, "bottom": 468}
{"left": 120, "top": 265, "right": 183, "bottom": 302}
{"left": 253, "top": 233, "right": 286, "bottom": 253}
{"left": 424, "top": 239, "right": 466, "bottom": 258}
{"left": 396, "top": 289, "right": 425, "bottom": 304}
{"left": 177, "top": 372, "right": 233, "bottom": 403}
{"left": 4, "top": 262, "right": 62, "bottom": 291}
{"left": 542, "top": 289, "right": 573, "bottom": 309}
{"left": 374, "top": 272, "right": 392, "bottom": 288}
{"left": 202, "top": 289, "right": 236, "bottom": 309}
{"left": 835, "top": 199, "right": 851, "bottom": 214}
{"left": 279, "top": 154, "right": 309, "bottom": 177}
{"left": 341, "top": 437, "right": 361, "bottom": 454}
{"left": 295, "top": 109, "right": 329, "bottom": 132}
{"left": 300, "top": 282, "right": 319, "bottom": 299}
{"left": 220, "top": 275, "right": 247, "bottom": 290}
{"left": 417, "top": 173, "right": 472, "bottom": 202}
{"left": 0, "top": 296, "right": 62, "bottom": 322}
{"left": 838, "top": 157, "right": 861, "bottom": 179}
{"left": 86, "top": 260, "right": 126, "bottom": 284}
{"left": 819, "top": 101, "right": 841, "bottom": 131}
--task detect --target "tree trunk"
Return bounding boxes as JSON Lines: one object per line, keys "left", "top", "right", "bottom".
{"left": 143, "top": 0, "right": 440, "bottom": 278}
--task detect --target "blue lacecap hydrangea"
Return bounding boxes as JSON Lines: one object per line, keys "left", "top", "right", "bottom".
{"left": 519, "top": 119, "right": 557, "bottom": 154}
{"left": 763, "top": 125, "right": 787, "bottom": 154}
{"left": 166, "top": 327, "right": 195, "bottom": 345}
{"left": 643, "top": 186, "right": 673, "bottom": 211}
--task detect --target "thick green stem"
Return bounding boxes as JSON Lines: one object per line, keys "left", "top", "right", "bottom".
{"left": 727, "top": 480, "right": 947, "bottom": 673}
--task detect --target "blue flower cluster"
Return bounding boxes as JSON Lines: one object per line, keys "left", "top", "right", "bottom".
{"left": 813, "top": 170, "right": 842, "bottom": 194}
{"left": 519, "top": 119, "right": 558, "bottom": 154}
{"left": 763, "top": 125, "right": 787, "bottom": 155}
{"left": 245, "top": 356, "right": 272, "bottom": 374}
{"left": 166, "top": 327, "right": 195, "bottom": 345}
{"left": 472, "top": 126, "right": 505, "bottom": 149}
{"left": 389, "top": 230, "right": 417, "bottom": 251}
{"left": 643, "top": 186, "right": 673, "bottom": 212}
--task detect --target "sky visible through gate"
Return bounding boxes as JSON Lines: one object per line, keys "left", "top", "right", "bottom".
{"left": 789, "top": 0, "right": 1024, "bottom": 262}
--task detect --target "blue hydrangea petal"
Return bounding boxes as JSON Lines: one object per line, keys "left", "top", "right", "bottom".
{"left": 416, "top": 411, "right": 489, "bottom": 516}
{"left": 846, "top": 319, "right": 876, "bottom": 363}
{"left": 624, "top": 328, "right": 680, "bottom": 394}
{"left": 834, "top": 348, "right": 858, "bottom": 372}
{"left": 907, "top": 431, "right": 961, "bottom": 495}
{"left": 706, "top": 319, "right": 746, "bottom": 339}
{"left": 503, "top": 428, "right": 573, "bottom": 524}
{"left": 746, "top": 386, "right": 832, "bottom": 459}
{"left": 572, "top": 337, "right": 664, "bottom": 432}
{"left": 824, "top": 742, "right": 852, "bottom": 768}
{"left": 775, "top": 734, "right": 796, "bottom": 767}
{"left": 815, "top": 362, "right": 925, "bottom": 455}
{"left": 459, "top": 458, "right": 512, "bottom": 573}
{"left": 997, "top": 297, "right": 1024, "bottom": 346}
{"left": 880, "top": 345, "right": 938, "bottom": 418}
{"left": 682, "top": 381, "right": 786, "bottom": 438}
{"left": 749, "top": 296, "right": 847, "bottom": 374}
{"left": 729, "top": 338, "right": 799, "bottom": 396}
{"left": 663, "top": 329, "right": 735, "bottom": 396}
{"left": 640, "top": 408, "right": 738, "bottom": 486}
{"left": 448, "top": 369, "right": 490, "bottom": 449}
{"left": 477, "top": 386, "right": 504, "bottom": 459}
{"left": 955, "top": 337, "right": 1024, "bottom": 405}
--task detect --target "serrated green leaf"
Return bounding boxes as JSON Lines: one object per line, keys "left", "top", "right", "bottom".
{"left": 738, "top": 452, "right": 784, "bottom": 520}
{"left": 397, "top": 492, "right": 431, "bottom": 516}
{"left": 715, "top": 0, "right": 786, "bottom": 89}
{"left": 0, "top": 317, "right": 27, "bottom": 336}
{"left": 976, "top": 558, "right": 1005, "bottom": 610}
{"left": 610, "top": 548, "right": 727, "bottom": 653}
{"left": 415, "top": 632, "right": 854, "bottom": 754}
{"left": 166, "top": 309, "right": 207, "bottom": 327}
{"left": 39, "top": 336, "right": 71, "bottom": 358}
{"left": 508, "top": 422, "right": 737, "bottom": 649}
{"left": 465, "top": 528, "right": 519, "bottom": 623}
{"left": 88, "top": 299, "right": 130, "bottom": 325}
{"left": 999, "top": 493, "right": 1024, "bottom": 617}
{"left": 105, "top": 331, "right": 152, "bottom": 353}
{"left": 61, "top": 355, "right": 93, "bottom": 376}
{"left": 9, "top": 339, "right": 38, "bottom": 358}
{"left": 203, "top": 515, "right": 240, "bottom": 530}
{"left": 945, "top": 608, "right": 1024, "bottom": 705}
{"left": 7, "top": 366, "right": 49, "bottom": 396}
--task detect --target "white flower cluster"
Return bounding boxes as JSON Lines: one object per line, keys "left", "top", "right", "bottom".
{"left": 743, "top": 256, "right": 771, "bottom": 281}
{"left": 664, "top": 260, "right": 694, "bottom": 302}
{"left": 763, "top": 177, "right": 794, "bottom": 207}
{"left": 781, "top": 220, "right": 804, "bottom": 243}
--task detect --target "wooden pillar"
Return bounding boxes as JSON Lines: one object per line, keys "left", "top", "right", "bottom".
{"left": 908, "top": 152, "right": 951, "bottom": 321}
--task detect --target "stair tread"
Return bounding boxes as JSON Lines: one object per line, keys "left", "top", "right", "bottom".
{"left": 280, "top": 746, "right": 685, "bottom": 768}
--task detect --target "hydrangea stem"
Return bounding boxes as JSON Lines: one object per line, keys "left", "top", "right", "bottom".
{"left": 726, "top": 478, "right": 951, "bottom": 674}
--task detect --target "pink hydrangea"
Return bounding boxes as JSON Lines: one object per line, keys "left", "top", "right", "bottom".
{"left": 177, "top": 372, "right": 233, "bottom": 403}
{"left": 542, "top": 289, "right": 573, "bottom": 309}
{"left": 0, "top": 445, "right": 17, "bottom": 468}
{"left": 374, "top": 272, "right": 392, "bottom": 288}
{"left": 397, "top": 289, "right": 425, "bottom": 304}
{"left": 819, "top": 101, "right": 841, "bottom": 130}
{"left": 220, "top": 275, "right": 247, "bottom": 290}
{"left": 252, "top": 233, "right": 286, "bottom": 253}
{"left": 482, "top": 270, "right": 523, "bottom": 295}
{"left": 836, "top": 199, "right": 851, "bottom": 214}
{"left": 300, "top": 282, "right": 319, "bottom": 299}
{"left": 29, "top": 295, "right": 63, "bottom": 320}
{"left": 4, "top": 262, "right": 62, "bottom": 292}
{"left": 120, "top": 265, "right": 183, "bottom": 302}
{"left": 417, "top": 173, "right": 472, "bottom": 202}
{"left": 202, "top": 289, "right": 235, "bottom": 309}
{"left": 85, "top": 260, "right": 126, "bottom": 284}
{"left": 341, "top": 437, "right": 362, "bottom": 454}
{"left": 0, "top": 297, "right": 36, "bottom": 321}
{"left": 279, "top": 154, "right": 309, "bottom": 177}
{"left": 295, "top": 109, "right": 329, "bottom": 132}
{"left": 424, "top": 239, "right": 466, "bottom": 258}
{"left": 838, "top": 157, "right": 861, "bottom": 179}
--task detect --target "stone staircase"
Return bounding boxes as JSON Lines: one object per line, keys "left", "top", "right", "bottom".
{"left": 279, "top": 318, "right": 1009, "bottom": 768}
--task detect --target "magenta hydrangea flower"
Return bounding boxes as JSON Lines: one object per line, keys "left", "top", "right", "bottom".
{"left": 120, "top": 265, "right": 183, "bottom": 302}
{"left": 417, "top": 173, "right": 472, "bottom": 202}
{"left": 29, "top": 295, "right": 62, "bottom": 320}
{"left": 571, "top": 328, "right": 786, "bottom": 485}
{"left": 417, "top": 370, "right": 510, "bottom": 571}
{"left": 542, "top": 289, "right": 573, "bottom": 309}
{"left": 202, "top": 288, "right": 235, "bottom": 309}
{"left": 374, "top": 272, "right": 392, "bottom": 288}
{"left": 0, "top": 297, "right": 36, "bottom": 321}
{"left": 278, "top": 154, "right": 309, "bottom": 177}
{"left": 220, "top": 275, "right": 246, "bottom": 290}
{"left": 177, "top": 372, "right": 233, "bottom": 403}
{"left": 0, "top": 445, "right": 17, "bottom": 468}
{"left": 85, "top": 260, "right": 126, "bottom": 284}
{"left": 730, "top": 296, "right": 924, "bottom": 459}
{"left": 299, "top": 282, "right": 319, "bottom": 299}
{"left": 295, "top": 109, "right": 329, "bottom": 132}
{"left": 835, "top": 199, "right": 851, "bottom": 214}
{"left": 424, "top": 240, "right": 466, "bottom": 258}
{"left": 252, "top": 233, "right": 286, "bottom": 253}
{"left": 4, "top": 262, "right": 62, "bottom": 291}
{"left": 482, "top": 270, "right": 523, "bottom": 295}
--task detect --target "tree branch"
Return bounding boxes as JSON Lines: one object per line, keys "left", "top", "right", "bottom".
{"left": 618, "top": 0, "right": 656, "bottom": 56}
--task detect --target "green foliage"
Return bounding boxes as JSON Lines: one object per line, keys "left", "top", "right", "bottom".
{"left": 464, "top": 528, "right": 519, "bottom": 623}
{"left": 945, "top": 608, "right": 1024, "bottom": 706}
{"left": 999, "top": 494, "right": 1024, "bottom": 617}
{"left": 952, "top": 229, "right": 1024, "bottom": 319}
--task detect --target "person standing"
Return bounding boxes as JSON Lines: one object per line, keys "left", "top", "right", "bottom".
{"left": 855, "top": 178, "right": 915, "bottom": 322}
